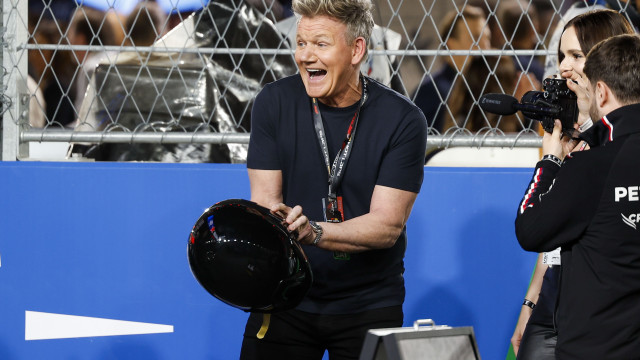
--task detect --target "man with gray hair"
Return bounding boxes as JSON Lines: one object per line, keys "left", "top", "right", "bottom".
{"left": 243, "top": 0, "right": 427, "bottom": 358}
{"left": 516, "top": 34, "right": 640, "bottom": 359}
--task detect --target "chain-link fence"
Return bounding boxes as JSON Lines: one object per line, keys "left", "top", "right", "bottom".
{"left": 2, "top": 0, "right": 636, "bottom": 161}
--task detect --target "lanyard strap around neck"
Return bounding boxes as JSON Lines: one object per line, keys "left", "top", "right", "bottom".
{"left": 311, "top": 76, "right": 368, "bottom": 200}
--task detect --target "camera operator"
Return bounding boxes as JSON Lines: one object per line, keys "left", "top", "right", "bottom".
{"left": 510, "top": 10, "right": 635, "bottom": 360}
{"left": 515, "top": 33, "right": 640, "bottom": 359}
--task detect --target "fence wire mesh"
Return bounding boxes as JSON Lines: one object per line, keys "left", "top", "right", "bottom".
{"left": 2, "top": 0, "right": 637, "bottom": 161}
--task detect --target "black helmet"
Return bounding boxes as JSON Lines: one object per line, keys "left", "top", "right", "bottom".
{"left": 188, "top": 199, "right": 313, "bottom": 313}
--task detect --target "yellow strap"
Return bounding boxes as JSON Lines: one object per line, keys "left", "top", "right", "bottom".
{"left": 256, "top": 313, "right": 271, "bottom": 339}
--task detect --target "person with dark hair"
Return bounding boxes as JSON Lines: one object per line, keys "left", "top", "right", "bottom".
{"left": 497, "top": 0, "right": 545, "bottom": 83}
{"left": 67, "top": 6, "right": 120, "bottom": 123}
{"left": 559, "top": 8, "right": 635, "bottom": 127}
{"left": 543, "top": 0, "right": 640, "bottom": 79}
{"left": 67, "top": 6, "right": 118, "bottom": 62}
{"left": 412, "top": 6, "right": 490, "bottom": 133}
{"left": 125, "top": 2, "right": 168, "bottom": 47}
{"left": 29, "top": 10, "right": 77, "bottom": 127}
{"left": 511, "top": 9, "right": 635, "bottom": 360}
{"left": 443, "top": 54, "right": 538, "bottom": 133}
{"left": 246, "top": 0, "right": 294, "bottom": 22}
{"left": 242, "top": 0, "right": 427, "bottom": 358}
{"left": 515, "top": 32, "right": 640, "bottom": 359}
{"left": 28, "top": 13, "right": 57, "bottom": 127}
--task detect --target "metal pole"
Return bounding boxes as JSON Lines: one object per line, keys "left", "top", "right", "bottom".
{"left": 1, "top": 0, "right": 6, "bottom": 160}
{"left": 20, "top": 130, "right": 542, "bottom": 148}
{"left": 1, "top": 0, "right": 17, "bottom": 161}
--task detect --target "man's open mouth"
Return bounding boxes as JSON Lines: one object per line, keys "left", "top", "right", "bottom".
{"left": 308, "top": 69, "right": 327, "bottom": 79}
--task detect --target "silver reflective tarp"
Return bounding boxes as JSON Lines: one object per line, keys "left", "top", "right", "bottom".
{"left": 72, "top": 0, "right": 297, "bottom": 162}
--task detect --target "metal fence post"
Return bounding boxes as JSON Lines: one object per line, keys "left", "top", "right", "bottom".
{"left": 1, "top": 0, "right": 5, "bottom": 160}
{"left": 2, "top": 0, "right": 28, "bottom": 161}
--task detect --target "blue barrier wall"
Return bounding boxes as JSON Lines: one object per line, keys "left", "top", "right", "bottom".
{"left": 0, "top": 162, "right": 537, "bottom": 359}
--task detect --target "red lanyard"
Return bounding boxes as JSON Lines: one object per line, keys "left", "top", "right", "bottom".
{"left": 311, "top": 76, "right": 368, "bottom": 202}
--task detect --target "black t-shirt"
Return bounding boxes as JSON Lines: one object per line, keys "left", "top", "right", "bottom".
{"left": 248, "top": 74, "right": 427, "bottom": 314}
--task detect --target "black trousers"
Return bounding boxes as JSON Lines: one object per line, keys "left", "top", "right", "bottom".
{"left": 240, "top": 305, "right": 403, "bottom": 360}
{"left": 517, "top": 322, "right": 557, "bottom": 360}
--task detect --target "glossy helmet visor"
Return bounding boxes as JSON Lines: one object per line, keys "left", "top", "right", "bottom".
{"left": 188, "top": 199, "right": 313, "bottom": 313}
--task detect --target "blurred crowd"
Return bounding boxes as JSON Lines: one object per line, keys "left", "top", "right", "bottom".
{"left": 27, "top": 0, "right": 186, "bottom": 128}
{"left": 412, "top": 0, "right": 640, "bottom": 134}
{"left": 413, "top": 0, "right": 550, "bottom": 135}
{"left": 27, "top": 0, "right": 297, "bottom": 129}
{"left": 26, "top": 0, "right": 639, "bottom": 135}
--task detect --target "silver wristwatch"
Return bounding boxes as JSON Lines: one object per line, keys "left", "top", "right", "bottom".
{"left": 308, "top": 220, "right": 323, "bottom": 246}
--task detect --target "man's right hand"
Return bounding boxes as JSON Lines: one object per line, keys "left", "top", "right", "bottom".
{"left": 270, "top": 203, "right": 315, "bottom": 245}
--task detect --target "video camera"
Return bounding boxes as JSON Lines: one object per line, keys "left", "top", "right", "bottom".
{"left": 479, "top": 78, "right": 578, "bottom": 134}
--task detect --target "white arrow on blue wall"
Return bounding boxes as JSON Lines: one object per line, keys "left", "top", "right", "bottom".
{"left": 25, "top": 311, "right": 174, "bottom": 340}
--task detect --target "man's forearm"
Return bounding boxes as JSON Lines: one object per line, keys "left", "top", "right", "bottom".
{"left": 315, "top": 213, "right": 406, "bottom": 252}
